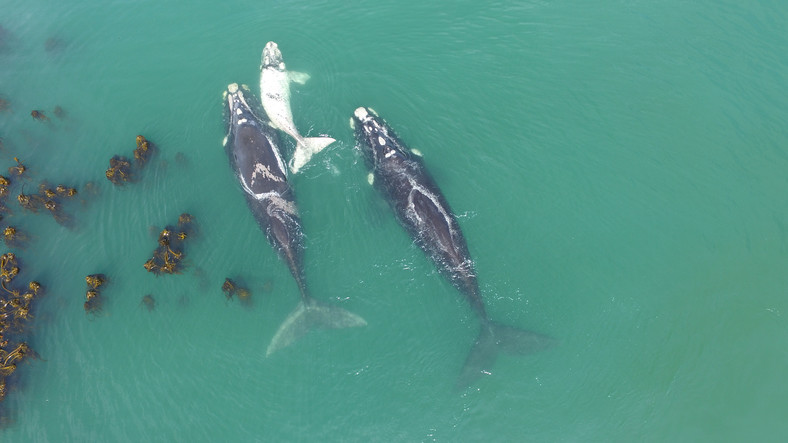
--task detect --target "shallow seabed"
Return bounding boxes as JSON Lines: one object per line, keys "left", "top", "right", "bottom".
{"left": 1, "top": 0, "right": 787, "bottom": 441}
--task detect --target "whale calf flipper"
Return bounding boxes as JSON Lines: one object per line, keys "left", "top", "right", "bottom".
{"left": 288, "top": 71, "right": 310, "bottom": 84}
{"left": 457, "top": 321, "right": 556, "bottom": 389}
{"left": 290, "top": 136, "right": 336, "bottom": 173}
{"left": 266, "top": 298, "right": 367, "bottom": 356}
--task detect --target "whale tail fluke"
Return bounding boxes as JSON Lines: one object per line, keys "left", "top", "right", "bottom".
{"left": 290, "top": 136, "right": 335, "bottom": 174}
{"left": 266, "top": 298, "right": 366, "bottom": 356}
{"left": 457, "top": 321, "right": 556, "bottom": 389}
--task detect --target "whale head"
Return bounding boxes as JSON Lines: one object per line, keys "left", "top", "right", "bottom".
{"left": 261, "top": 41, "right": 285, "bottom": 72}
{"left": 225, "top": 83, "right": 259, "bottom": 130}
{"left": 352, "top": 107, "right": 409, "bottom": 168}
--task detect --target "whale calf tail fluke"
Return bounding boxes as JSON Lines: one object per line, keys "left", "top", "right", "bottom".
{"left": 457, "top": 321, "right": 556, "bottom": 389}
{"left": 290, "top": 136, "right": 336, "bottom": 174}
{"left": 266, "top": 297, "right": 366, "bottom": 356}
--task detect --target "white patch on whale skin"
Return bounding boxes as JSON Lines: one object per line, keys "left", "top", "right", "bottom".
{"left": 349, "top": 117, "right": 355, "bottom": 129}
{"left": 228, "top": 88, "right": 269, "bottom": 131}
{"left": 228, "top": 83, "right": 239, "bottom": 93}
{"left": 266, "top": 133, "right": 289, "bottom": 179}
{"left": 266, "top": 193, "right": 299, "bottom": 217}
{"left": 385, "top": 150, "right": 395, "bottom": 159}
{"left": 238, "top": 176, "right": 296, "bottom": 219}
{"left": 367, "top": 173, "right": 374, "bottom": 185}
{"left": 251, "top": 162, "right": 284, "bottom": 184}
{"left": 238, "top": 183, "right": 300, "bottom": 229}
{"left": 354, "top": 107, "right": 369, "bottom": 120}
{"left": 238, "top": 174, "right": 258, "bottom": 198}
{"left": 405, "top": 178, "right": 458, "bottom": 252}
{"left": 377, "top": 136, "right": 386, "bottom": 146}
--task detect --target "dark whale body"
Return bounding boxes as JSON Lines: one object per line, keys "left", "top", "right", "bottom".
{"left": 223, "top": 84, "right": 365, "bottom": 355}
{"left": 352, "top": 107, "right": 553, "bottom": 387}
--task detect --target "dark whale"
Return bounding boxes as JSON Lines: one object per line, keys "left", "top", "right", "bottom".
{"left": 351, "top": 107, "right": 553, "bottom": 387}
{"left": 223, "top": 84, "right": 365, "bottom": 355}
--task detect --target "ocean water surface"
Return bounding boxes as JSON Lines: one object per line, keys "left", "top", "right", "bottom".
{"left": 1, "top": 0, "right": 787, "bottom": 441}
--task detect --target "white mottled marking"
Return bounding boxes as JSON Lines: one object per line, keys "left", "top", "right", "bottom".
{"left": 267, "top": 193, "right": 299, "bottom": 216}
{"left": 406, "top": 179, "right": 456, "bottom": 249}
{"left": 237, "top": 178, "right": 296, "bottom": 219}
{"left": 251, "top": 162, "right": 283, "bottom": 184}
{"left": 378, "top": 136, "right": 386, "bottom": 146}
{"left": 354, "top": 107, "right": 369, "bottom": 120}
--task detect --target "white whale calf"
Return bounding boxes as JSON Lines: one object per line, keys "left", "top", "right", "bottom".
{"left": 260, "top": 41, "right": 334, "bottom": 174}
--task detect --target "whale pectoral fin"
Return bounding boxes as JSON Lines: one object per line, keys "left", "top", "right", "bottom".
{"left": 367, "top": 173, "right": 374, "bottom": 185}
{"left": 266, "top": 299, "right": 366, "bottom": 356}
{"left": 288, "top": 71, "right": 310, "bottom": 84}
{"left": 456, "top": 321, "right": 556, "bottom": 389}
{"left": 411, "top": 148, "right": 423, "bottom": 157}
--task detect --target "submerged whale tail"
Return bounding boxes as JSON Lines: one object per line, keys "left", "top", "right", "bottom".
{"left": 457, "top": 321, "right": 556, "bottom": 389}
{"left": 290, "top": 136, "right": 335, "bottom": 174}
{"left": 266, "top": 297, "right": 366, "bottom": 356}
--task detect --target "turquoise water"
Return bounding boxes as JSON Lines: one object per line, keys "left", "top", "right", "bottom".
{"left": 1, "top": 0, "right": 788, "bottom": 440}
